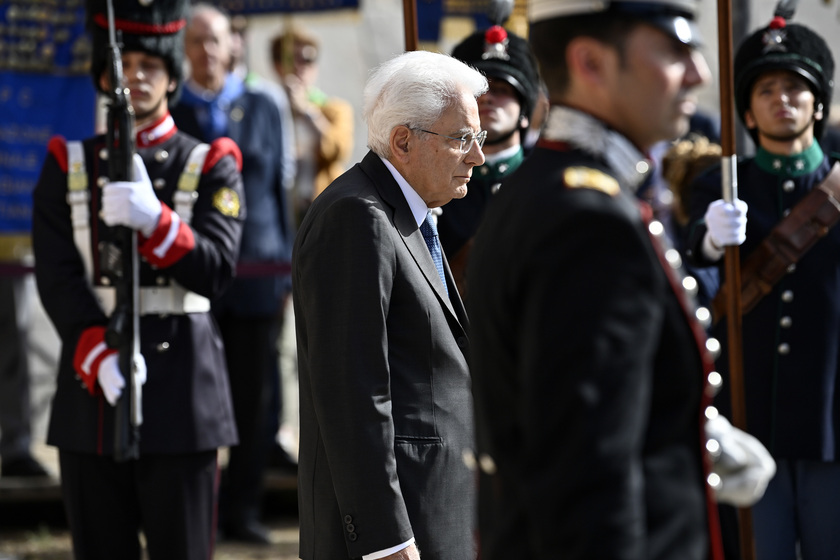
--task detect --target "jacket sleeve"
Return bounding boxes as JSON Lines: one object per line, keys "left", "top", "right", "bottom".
{"left": 685, "top": 167, "right": 725, "bottom": 267}
{"left": 294, "top": 194, "right": 414, "bottom": 556}
{"left": 32, "top": 139, "right": 109, "bottom": 347}
{"left": 163, "top": 139, "right": 245, "bottom": 299}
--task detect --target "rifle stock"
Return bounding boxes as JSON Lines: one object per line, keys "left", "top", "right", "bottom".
{"left": 101, "top": 0, "right": 141, "bottom": 462}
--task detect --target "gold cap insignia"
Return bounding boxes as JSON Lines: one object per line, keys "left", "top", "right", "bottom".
{"left": 563, "top": 167, "right": 620, "bottom": 196}
{"left": 212, "top": 187, "right": 241, "bottom": 217}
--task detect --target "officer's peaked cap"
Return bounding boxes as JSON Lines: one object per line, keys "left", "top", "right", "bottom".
{"left": 451, "top": 27, "right": 541, "bottom": 120}
{"left": 529, "top": 0, "right": 702, "bottom": 47}
{"left": 734, "top": 16, "right": 834, "bottom": 139}
{"left": 87, "top": 0, "right": 189, "bottom": 102}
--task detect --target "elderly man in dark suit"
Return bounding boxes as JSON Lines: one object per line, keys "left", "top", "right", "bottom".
{"left": 293, "top": 50, "right": 487, "bottom": 560}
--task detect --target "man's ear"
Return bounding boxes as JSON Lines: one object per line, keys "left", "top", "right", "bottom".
{"left": 566, "top": 37, "right": 609, "bottom": 87}
{"left": 390, "top": 125, "right": 412, "bottom": 163}
{"left": 98, "top": 72, "right": 109, "bottom": 93}
{"left": 744, "top": 108, "right": 757, "bottom": 130}
{"left": 168, "top": 78, "right": 177, "bottom": 94}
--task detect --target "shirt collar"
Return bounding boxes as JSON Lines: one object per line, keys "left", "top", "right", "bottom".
{"left": 380, "top": 157, "right": 435, "bottom": 226}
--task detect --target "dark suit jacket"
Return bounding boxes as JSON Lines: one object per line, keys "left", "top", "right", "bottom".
{"left": 293, "top": 151, "right": 475, "bottom": 559}
{"left": 467, "top": 145, "right": 722, "bottom": 560}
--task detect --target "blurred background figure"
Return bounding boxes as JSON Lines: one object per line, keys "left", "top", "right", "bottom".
{"left": 660, "top": 135, "right": 723, "bottom": 309}
{"left": 440, "top": 20, "right": 541, "bottom": 296}
{"left": 172, "top": 3, "right": 295, "bottom": 545}
{"left": 271, "top": 26, "right": 354, "bottom": 228}
{"left": 0, "top": 273, "right": 50, "bottom": 478}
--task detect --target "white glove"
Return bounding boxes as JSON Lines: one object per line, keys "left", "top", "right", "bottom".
{"left": 133, "top": 353, "right": 147, "bottom": 387}
{"left": 97, "top": 353, "right": 126, "bottom": 406}
{"left": 102, "top": 153, "right": 162, "bottom": 237}
{"left": 706, "top": 414, "right": 776, "bottom": 507}
{"left": 703, "top": 199, "right": 748, "bottom": 260}
{"left": 97, "top": 353, "right": 147, "bottom": 406}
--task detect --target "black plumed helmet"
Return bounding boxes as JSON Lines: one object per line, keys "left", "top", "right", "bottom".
{"left": 451, "top": 26, "right": 541, "bottom": 123}
{"left": 87, "top": 0, "right": 189, "bottom": 103}
{"left": 734, "top": 15, "right": 834, "bottom": 140}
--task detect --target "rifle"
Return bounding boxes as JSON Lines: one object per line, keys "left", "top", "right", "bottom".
{"left": 101, "top": 0, "right": 142, "bottom": 462}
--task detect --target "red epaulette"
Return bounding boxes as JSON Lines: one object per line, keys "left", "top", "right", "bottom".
{"left": 47, "top": 135, "right": 69, "bottom": 173}
{"left": 205, "top": 137, "right": 243, "bottom": 173}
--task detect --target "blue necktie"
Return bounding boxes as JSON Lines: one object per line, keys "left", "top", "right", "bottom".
{"left": 420, "top": 212, "right": 449, "bottom": 298}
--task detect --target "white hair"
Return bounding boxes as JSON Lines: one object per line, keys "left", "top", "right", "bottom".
{"left": 363, "top": 50, "right": 488, "bottom": 158}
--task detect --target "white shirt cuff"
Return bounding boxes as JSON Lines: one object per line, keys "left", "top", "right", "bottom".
{"left": 363, "top": 537, "right": 415, "bottom": 560}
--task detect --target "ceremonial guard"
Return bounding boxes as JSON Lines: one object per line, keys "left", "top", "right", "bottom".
{"left": 467, "top": 0, "right": 774, "bottom": 557}
{"left": 439, "top": 23, "right": 541, "bottom": 294}
{"left": 686, "top": 11, "right": 840, "bottom": 559}
{"left": 31, "top": 1, "right": 243, "bottom": 558}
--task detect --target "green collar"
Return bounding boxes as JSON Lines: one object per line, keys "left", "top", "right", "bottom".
{"left": 476, "top": 148, "right": 524, "bottom": 182}
{"left": 754, "top": 141, "right": 824, "bottom": 177}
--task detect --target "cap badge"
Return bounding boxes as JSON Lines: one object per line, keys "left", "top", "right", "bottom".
{"left": 762, "top": 16, "right": 788, "bottom": 54}
{"left": 483, "top": 26, "right": 510, "bottom": 61}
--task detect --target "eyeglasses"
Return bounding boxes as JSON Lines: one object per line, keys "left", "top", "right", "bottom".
{"left": 414, "top": 128, "right": 487, "bottom": 154}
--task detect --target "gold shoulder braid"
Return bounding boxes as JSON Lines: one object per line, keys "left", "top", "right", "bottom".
{"left": 563, "top": 167, "right": 620, "bottom": 196}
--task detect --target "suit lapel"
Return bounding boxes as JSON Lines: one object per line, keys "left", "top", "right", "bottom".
{"left": 359, "top": 153, "right": 462, "bottom": 324}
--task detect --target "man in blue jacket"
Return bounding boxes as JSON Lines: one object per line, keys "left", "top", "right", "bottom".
{"left": 171, "top": 2, "right": 295, "bottom": 545}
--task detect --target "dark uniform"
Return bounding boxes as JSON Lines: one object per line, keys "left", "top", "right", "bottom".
{"left": 31, "top": 2, "right": 244, "bottom": 558}
{"left": 467, "top": 107, "right": 724, "bottom": 560}
{"left": 685, "top": 15, "right": 840, "bottom": 559}
{"left": 439, "top": 26, "right": 540, "bottom": 294}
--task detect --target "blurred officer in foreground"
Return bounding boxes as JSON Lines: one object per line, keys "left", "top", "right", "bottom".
{"left": 32, "top": 1, "right": 243, "bottom": 557}
{"left": 686, "top": 11, "right": 840, "bottom": 559}
{"left": 467, "top": 0, "right": 774, "bottom": 558}
{"left": 440, "top": 23, "right": 541, "bottom": 295}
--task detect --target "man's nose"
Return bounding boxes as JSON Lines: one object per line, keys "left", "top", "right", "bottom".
{"left": 466, "top": 140, "right": 485, "bottom": 167}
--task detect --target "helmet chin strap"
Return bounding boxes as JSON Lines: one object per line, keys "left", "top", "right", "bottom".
{"left": 484, "top": 114, "right": 527, "bottom": 147}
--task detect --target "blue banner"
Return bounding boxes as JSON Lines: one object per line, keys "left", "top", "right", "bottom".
{"left": 211, "top": 0, "right": 359, "bottom": 14}
{"left": 0, "top": 1, "right": 96, "bottom": 254}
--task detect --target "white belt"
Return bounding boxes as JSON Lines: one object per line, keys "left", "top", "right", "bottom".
{"left": 94, "top": 284, "right": 211, "bottom": 316}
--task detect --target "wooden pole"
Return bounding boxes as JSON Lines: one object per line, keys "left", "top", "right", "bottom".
{"left": 403, "top": 0, "right": 418, "bottom": 51}
{"left": 716, "top": 0, "right": 755, "bottom": 558}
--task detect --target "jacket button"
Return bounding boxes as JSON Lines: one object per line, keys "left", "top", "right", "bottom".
{"left": 348, "top": 533, "right": 358, "bottom": 542}
{"left": 156, "top": 342, "right": 170, "bottom": 352}
{"left": 786, "top": 263, "right": 796, "bottom": 274}
{"left": 706, "top": 371, "right": 722, "bottom": 397}
{"left": 778, "top": 343, "right": 791, "bottom": 355}
{"left": 780, "top": 316, "right": 792, "bottom": 328}
{"left": 346, "top": 524, "right": 355, "bottom": 533}
{"left": 782, "top": 180, "right": 795, "bottom": 192}
{"left": 344, "top": 515, "right": 352, "bottom": 524}
{"left": 705, "top": 337, "right": 721, "bottom": 360}
{"left": 664, "top": 248, "right": 682, "bottom": 269}
{"left": 781, "top": 290, "right": 794, "bottom": 303}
